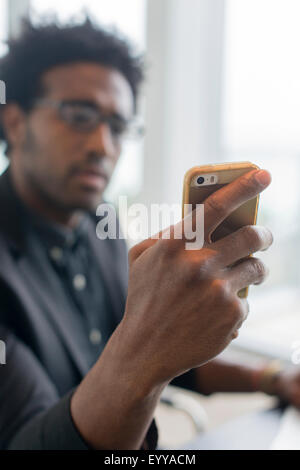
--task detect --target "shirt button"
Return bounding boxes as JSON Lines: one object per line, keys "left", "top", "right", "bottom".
{"left": 73, "top": 274, "right": 87, "bottom": 291}
{"left": 89, "top": 329, "right": 102, "bottom": 345}
{"left": 49, "top": 246, "right": 63, "bottom": 262}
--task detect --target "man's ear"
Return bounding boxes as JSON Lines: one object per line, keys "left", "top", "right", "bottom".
{"left": 1, "top": 103, "right": 27, "bottom": 150}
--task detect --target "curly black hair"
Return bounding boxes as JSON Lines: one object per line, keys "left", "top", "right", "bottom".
{"left": 0, "top": 16, "right": 145, "bottom": 152}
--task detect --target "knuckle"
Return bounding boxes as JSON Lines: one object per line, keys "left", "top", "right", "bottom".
{"left": 213, "top": 279, "right": 231, "bottom": 302}
{"left": 239, "top": 172, "right": 258, "bottom": 192}
{"left": 230, "top": 299, "right": 244, "bottom": 323}
{"left": 206, "top": 194, "right": 227, "bottom": 217}
{"left": 232, "top": 330, "right": 239, "bottom": 340}
{"left": 249, "top": 258, "right": 268, "bottom": 283}
{"left": 240, "top": 225, "right": 263, "bottom": 251}
{"left": 238, "top": 174, "right": 252, "bottom": 191}
{"left": 196, "top": 251, "right": 216, "bottom": 278}
{"left": 183, "top": 257, "right": 200, "bottom": 280}
{"left": 157, "top": 237, "right": 181, "bottom": 256}
{"left": 223, "top": 298, "right": 244, "bottom": 331}
{"left": 261, "top": 226, "right": 274, "bottom": 249}
{"left": 184, "top": 257, "right": 209, "bottom": 282}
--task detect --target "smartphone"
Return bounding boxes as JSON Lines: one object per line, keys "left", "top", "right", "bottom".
{"left": 182, "top": 162, "right": 260, "bottom": 298}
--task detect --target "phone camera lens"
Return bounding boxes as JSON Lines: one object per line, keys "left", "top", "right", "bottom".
{"left": 197, "top": 177, "right": 205, "bottom": 185}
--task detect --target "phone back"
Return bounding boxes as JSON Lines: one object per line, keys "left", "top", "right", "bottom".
{"left": 182, "top": 162, "right": 260, "bottom": 297}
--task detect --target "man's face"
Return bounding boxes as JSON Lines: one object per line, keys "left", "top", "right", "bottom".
{"left": 11, "top": 63, "right": 134, "bottom": 211}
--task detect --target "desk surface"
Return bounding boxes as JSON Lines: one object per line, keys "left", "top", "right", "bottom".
{"left": 180, "top": 408, "right": 283, "bottom": 450}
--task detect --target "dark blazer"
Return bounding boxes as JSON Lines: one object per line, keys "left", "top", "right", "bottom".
{"left": 0, "top": 169, "right": 195, "bottom": 450}
{"left": 0, "top": 168, "right": 156, "bottom": 449}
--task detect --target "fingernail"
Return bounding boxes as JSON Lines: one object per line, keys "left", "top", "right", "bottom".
{"left": 254, "top": 170, "right": 271, "bottom": 186}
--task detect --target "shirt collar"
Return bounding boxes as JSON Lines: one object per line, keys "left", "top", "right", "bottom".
{"left": 24, "top": 208, "right": 90, "bottom": 250}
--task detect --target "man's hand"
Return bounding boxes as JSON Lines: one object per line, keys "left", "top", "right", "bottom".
{"left": 119, "top": 169, "right": 273, "bottom": 389}
{"left": 71, "top": 168, "right": 273, "bottom": 450}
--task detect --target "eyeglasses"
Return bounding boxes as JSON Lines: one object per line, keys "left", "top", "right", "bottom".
{"left": 33, "top": 99, "right": 145, "bottom": 141}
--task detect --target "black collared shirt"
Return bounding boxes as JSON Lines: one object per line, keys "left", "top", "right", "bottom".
{"left": 19, "top": 206, "right": 116, "bottom": 370}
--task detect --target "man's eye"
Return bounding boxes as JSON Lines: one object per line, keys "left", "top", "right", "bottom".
{"left": 73, "top": 109, "right": 95, "bottom": 122}
{"left": 74, "top": 114, "right": 88, "bottom": 123}
{"left": 61, "top": 105, "right": 97, "bottom": 124}
{"left": 109, "top": 120, "right": 127, "bottom": 136}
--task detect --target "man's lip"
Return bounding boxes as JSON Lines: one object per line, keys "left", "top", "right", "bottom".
{"left": 75, "top": 169, "right": 108, "bottom": 180}
{"left": 73, "top": 169, "right": 108, "bottom": 189}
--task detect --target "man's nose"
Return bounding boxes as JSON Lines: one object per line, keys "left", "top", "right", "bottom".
{"left": 85, "top": 122, "right": 116, "bottom": 158}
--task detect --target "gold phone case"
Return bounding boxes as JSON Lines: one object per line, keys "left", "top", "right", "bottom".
{"left": 182, "top": 162, "right": 260, "bottom": 298}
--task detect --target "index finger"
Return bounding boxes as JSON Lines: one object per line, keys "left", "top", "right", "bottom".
{"left": 204, "top": 169, "right": 271, "bottom": 239}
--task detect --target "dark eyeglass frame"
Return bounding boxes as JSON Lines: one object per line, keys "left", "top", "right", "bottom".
{"left": 33, "top": 98, "right": 145, "bottom": 141}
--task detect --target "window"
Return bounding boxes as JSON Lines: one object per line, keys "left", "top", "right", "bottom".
{"left": 222, "top": 0, "right": 300, "bottom": 357}
{"left": 30, "top": 0, "right": 147, "bottom": 204}
{"left": 0, "top": 0, "right": 8, "bottom": 56}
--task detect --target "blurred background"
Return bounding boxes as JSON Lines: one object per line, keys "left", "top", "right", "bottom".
{"left": 1, "top": 0, "right": 300, "bottom": 445}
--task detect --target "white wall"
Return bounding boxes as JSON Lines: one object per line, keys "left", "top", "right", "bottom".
{"left": 141, "top": 0, "right": 225, "bottom": 207}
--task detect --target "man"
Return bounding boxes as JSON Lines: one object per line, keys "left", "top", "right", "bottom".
{"left": 0, "top": 18, "right": 295, "bottom": 450}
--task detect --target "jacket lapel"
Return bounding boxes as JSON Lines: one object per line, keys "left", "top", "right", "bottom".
{"left": 86, "top": 219, "right": 128, "bottom": 326}
{"left": 0, "top": 169, "right": 128, "bottom": 376}
{"left": 16, "top": 249, "right": 91, "bottom": 377}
